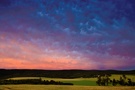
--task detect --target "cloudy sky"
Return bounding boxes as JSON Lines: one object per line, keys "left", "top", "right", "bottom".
{"left": 0, "top": 0, "right": 135, "bottom": 70}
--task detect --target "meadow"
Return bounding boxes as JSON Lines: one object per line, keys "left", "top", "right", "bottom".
{"left": 0, "top": 85, "right": 135, "bottom": 90}
{"left": 7, "top": 77, "right": 97, "bottom": 86}
{"left": 1, "top": 74, "right": 134, "bottom": 90}
{"left": 7, "top": 74, "right": 135, "bottom": 86}
{"left": 0, "top": 74, "right": 135, "bottom": 90}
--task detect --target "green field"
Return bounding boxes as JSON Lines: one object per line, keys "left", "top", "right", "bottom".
{"left": 1, "top": 75, "right": 135, "bottom": 90}
{"left": 0, "top": 85, "right": 135, "bottom": 90}
{"left": 8, "top": 77, "right": 97, "bottom": 86}
{"left": 7, "top": 74, "right": 135, "bottom": 86}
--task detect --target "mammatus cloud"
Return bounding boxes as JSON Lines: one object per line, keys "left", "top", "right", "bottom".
{"left": 0, "top": 0, "right": 135, "bottom": 70}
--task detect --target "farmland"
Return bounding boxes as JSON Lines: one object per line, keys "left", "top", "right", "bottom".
{"left": 7, "top": 77, "right": 97, "bottom": 86}
{"left": 1, "top": 69, "right": 135, "bottom": 90}
{"left": 0, "top": 85, "right": 135, "bottom": 90}
{"left": 6, "top": 74, "right": 135, "bottom": 86}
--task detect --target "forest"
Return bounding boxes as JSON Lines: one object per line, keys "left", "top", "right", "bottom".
{"left": 1, "top": 69, "right": 135, "bottom": 80}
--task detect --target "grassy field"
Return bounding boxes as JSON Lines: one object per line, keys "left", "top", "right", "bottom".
{"left": 1, "top": 75, "right": 135, "bottom": 90}
{"left": 8, "top": 77, "right": 97, "bottom": 86}
{"left": 0, "top": 85, "right": 135, "bottom": 90}
{"left": 7, "top": 74, "right": 135, "bottom": 86}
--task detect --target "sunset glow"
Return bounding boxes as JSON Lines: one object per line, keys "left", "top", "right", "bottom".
{"left": 0, "top": 0, "right": 135, "bottom": 70}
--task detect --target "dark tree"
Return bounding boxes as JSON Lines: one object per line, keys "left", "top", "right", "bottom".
{"left": 128, "top": 79, "right": 132, "bottom": 86}
{"left": 112, "top": 79, "right": 116, "bottom": 86}
{"left": 105, "top": 74, "right": 110, "bottom": 86}
{"left": 96, "top": 75, "right": 101, "bottom": 86}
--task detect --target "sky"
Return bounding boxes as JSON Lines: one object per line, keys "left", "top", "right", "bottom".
{"left": 0, "top": 0, "right": 135, "bottom": 70}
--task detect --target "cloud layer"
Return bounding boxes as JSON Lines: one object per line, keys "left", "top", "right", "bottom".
{"left": 0, "top": 0, "right": 135, "bottom": 70}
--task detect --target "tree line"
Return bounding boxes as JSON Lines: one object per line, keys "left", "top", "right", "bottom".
{"left": 1, "top": 69, "right": 135, "bottom": 80}
{"left": 0, "top": 78, "right": 73, "bottom": 85}
{"left": 96, "top": 74, "right": 135, "bottom": 86}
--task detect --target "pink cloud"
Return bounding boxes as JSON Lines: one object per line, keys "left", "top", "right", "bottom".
{"left": 1, "top": 35, "right": 134, "bottom": 70}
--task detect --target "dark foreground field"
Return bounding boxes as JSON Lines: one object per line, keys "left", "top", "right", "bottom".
{"left": 0, "top": 85, "right": 135, "bottom": 90}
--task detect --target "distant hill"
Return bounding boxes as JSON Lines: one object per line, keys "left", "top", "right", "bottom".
{"left": 0, "top": 69, "right": 135, "bottom": 80}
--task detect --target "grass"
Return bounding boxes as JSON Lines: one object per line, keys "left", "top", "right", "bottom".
{"left": 1, "top": 75, "right": 135, "bottom": 90}
{"left": 64, "top": 80, "right": 96, "bottom": 86}
{"left": 8, "top": 77, "right": 97, "bottom": 86}
{"left": 0, "top": 85, "right": 135, "bottom": 90}
{"left": 7, "top": 74, "right": 135, "bottom": 86}
{"left": 41, "top": 77, "right": 97, "bottom": 86}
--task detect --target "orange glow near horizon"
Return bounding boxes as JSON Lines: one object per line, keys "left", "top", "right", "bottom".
{"left": 0, "top": 37, "right": 134, "bottom": 70}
